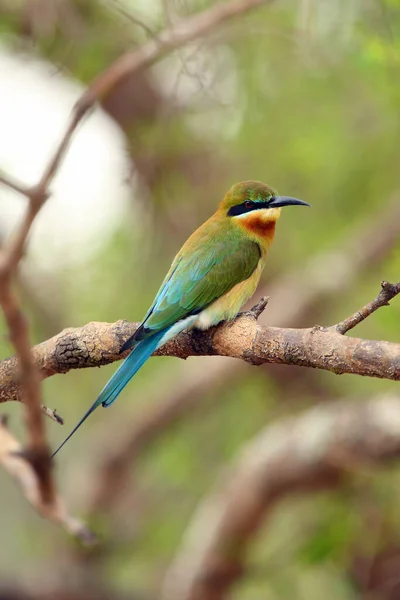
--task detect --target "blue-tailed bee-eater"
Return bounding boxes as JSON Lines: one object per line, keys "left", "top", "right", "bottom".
{"left": 52, "top": 181, "right": 309, "bottom": 456}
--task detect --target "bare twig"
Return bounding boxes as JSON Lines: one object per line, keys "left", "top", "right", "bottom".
{"left": 41, "top": 405, "right": 64, "bottom": 425}
{"left": 335, "top": 280, "right": 400, "bottom": 335}
{"left": 37, "top": 107, "right": 90, "bottom": 191}
{"left": 110, "top": 0, "right": 158, "bottom": 39}
{"left": 161, "top": 395, "right": 400, "bottom": 600}
{"left": 0, "top": 416, "right": 95, "bottom": 544}
{"left": 246, "top": 295, "right": 269, "bottom": 318}
{"left": 0, "top": 105, "right": 87, "bottom": 275}
{"left": 0, "top": 172, "right": 30, "bottom": 197}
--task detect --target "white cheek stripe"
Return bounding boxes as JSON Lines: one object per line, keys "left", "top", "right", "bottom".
{"left": 233, "top": 208, "right": 271, "bottom": 219}
{"left": 233, "top": 207, "right": 281, "bottom": 221}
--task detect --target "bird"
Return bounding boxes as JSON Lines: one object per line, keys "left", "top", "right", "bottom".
{"left": 52, "top": 180, "right": 310, "bottom": 457}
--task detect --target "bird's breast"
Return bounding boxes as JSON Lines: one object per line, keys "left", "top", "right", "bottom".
{"left": 195, "top": 256, "right": 266, "bottom": 330}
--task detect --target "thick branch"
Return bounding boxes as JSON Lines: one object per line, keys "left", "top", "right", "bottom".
{"left": 161, "top": 395, "right": 400, "bottom": 600}
{"left": 1, "top": 291, "right": 399, "bottom": 407}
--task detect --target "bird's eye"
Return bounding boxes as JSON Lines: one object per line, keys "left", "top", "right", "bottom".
{"left": 244, "top": 200, "right": 253, "bottom": 209}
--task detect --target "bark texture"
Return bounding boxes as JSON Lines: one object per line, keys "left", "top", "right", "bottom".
{"left": 1, "top": 311, "right": 399, "bottom": 405}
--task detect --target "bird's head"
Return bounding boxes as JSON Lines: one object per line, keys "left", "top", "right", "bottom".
{"left": 220, "top": 180, "right": 310, "bottom": 240}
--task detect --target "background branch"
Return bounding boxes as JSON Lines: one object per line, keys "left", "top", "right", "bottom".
{"left": 83, "top": 0, "right": 275, "bottom": 106}
{"left": 0, "top": 416, "right": 94, "bottom": 543}
{"left": 161, "top": 394, "right": 400, "bottom": 600}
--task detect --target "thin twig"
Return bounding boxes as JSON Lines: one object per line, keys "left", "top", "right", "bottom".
{"left": 0, "top": 173, "right": 30, "bottom": 197}
{"left": 335, "top": 281, "right": 400, "bottom": 335}
{"left": 41, "top": 405, "right": 64, "bottom": 425}
{"left": 110, "top": 0, "right": 158, "bottom": 39}
{"left": 78, "top": 0, "right": 275, "bottom": 107}
{"left": 37, "top": 107, "right": 90, "bottom": 191}
{"left": 247, "top": 295, "right": 269, "bottom": 319}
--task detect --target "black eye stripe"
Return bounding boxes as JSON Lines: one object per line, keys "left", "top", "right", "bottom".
{"left": 227, "top": 199, "right": 273, "bottom": 217}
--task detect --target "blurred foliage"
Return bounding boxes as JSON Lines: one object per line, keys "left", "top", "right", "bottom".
{"left": 1, "top": 0, "right": 400, "bottom": 598}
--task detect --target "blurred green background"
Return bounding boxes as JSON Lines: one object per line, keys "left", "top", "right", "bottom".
{"left": 0, "top": 0, "right": 400, "bottom": 598}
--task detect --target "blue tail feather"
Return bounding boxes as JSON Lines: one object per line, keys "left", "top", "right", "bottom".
{"left": 51, "top": 327, "right": 169, "bottom": 458}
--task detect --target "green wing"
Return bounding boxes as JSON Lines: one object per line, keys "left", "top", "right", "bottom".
{"left": 140, "top": 232, "right": 261, "bottom": 334}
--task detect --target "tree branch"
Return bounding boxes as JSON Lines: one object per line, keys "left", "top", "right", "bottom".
{"left": 334, "top": 280, "right": 400, "bottom": 335}
{"left": 0, "top": 416, "right": 95, "bottom": 544}
{"left": 0, "top": 88, "right": 90, "bottom": 503}
{"left": 161, "top": 394, "right": 400, "bottom": 600}
{"left": 0, "top": 173, "right": 30, "bottom": 197}
{"left": 0, "top": 281, "right": 399, "bottom": 409}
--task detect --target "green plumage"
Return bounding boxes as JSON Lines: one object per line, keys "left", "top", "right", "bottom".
{"left": 142, "top": 217, "right": 261, "bottom": 333}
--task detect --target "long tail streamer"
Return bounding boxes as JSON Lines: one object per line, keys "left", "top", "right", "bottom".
{"left": 52, "top": 327, "right": 169, "bottom": 458}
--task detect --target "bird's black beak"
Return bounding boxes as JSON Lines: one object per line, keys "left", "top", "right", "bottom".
{"left": 269, "top": 196, "right": 311, "bottom": 208}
